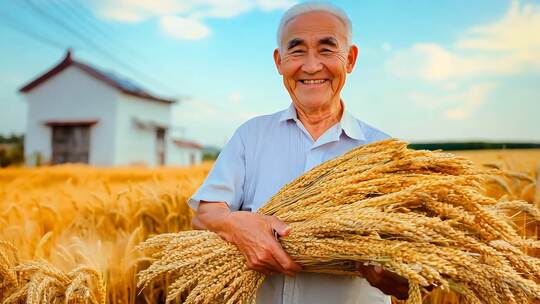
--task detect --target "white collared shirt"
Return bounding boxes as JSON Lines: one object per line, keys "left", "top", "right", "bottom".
{"left": 189, "top": 103, "right": 391, "bottom": 304}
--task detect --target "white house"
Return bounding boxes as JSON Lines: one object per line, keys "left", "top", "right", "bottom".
{"left": 19, "top": 51, "right": 203, "bottom": 167}
{"left": 172, "top": 139, "right": 203, "bottom": 166}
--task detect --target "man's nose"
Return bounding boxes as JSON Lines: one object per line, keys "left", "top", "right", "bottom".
{"left": 301, "top": 52, "right": 323, "bottom": 74}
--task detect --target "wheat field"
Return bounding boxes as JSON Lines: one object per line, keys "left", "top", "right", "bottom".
{"left": 0, "top": 149, "right": 538, "bottom": 303}
{"left": 0, "top": 163, "right": 211, "bottom": 303}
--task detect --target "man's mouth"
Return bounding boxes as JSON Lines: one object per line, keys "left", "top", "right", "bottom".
{"left": 299, "top": 79, "right": 328, "bottom": 85}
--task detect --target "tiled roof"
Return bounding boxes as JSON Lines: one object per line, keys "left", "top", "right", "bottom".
{"left": 19, "top": 50, "right": 176, "bottom": 104}
{"left": 173, "top": 139, "right": 203, "bottom": 149}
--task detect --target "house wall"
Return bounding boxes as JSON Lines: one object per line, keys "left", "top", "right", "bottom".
{"left": 114, "top": 94, "right": 171, "bottom": 166}
{"left": 167, "top": 146, "right": 203, "bottom": 166}
{"left": 23, "top": 66, "right": 117, "bottom": 166}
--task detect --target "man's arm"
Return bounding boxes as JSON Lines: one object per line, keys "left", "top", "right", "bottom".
{"left": 192, "top": 201, "right": 302, "bottom": 276}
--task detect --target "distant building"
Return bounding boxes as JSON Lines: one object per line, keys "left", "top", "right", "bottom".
{"left": 19, "top": 50, "right": 202, "bottom": 166}
{"left": 172, "top": 139, "right": 203, "bottom": 165}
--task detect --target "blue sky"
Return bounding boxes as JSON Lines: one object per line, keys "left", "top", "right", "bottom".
{"left": 1, "top": 0, "right": 539, "bottom": 147}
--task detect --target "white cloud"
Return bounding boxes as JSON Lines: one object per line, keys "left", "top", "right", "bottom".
{"left": 457, "top": 1, "right": 540, "bottom": 52}
{"left": 387, "top": 43, "right": 519, "bottom": 81}
{"left": 95, "top": 0, "right": 179, "bottom": 22}
{"left": 444, "top": 83, "right": 494, "bottom": 120}
{"left": 407, "top": 82, "right": 495, "bottom": 120}
{"left": 195, "top": 0, "right": 254, "bottom": 18}
{"left": 159, "top": 16, "right": 210, "bottom": 40}
{"left": 386, "top": 1, "right": 540, "bottom": 82}
{"left": 256, "top": 0, "right": 296, "bottom": 11}
{"left": 91, "top": 0, "right": 296, "bottom": 40}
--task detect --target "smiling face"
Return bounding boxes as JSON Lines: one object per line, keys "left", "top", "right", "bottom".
{"left": 274, "top": 11, "right": 358, "bottom": 113}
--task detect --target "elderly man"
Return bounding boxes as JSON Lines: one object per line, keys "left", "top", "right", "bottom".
{"left": 189, "top": 2, "right": 409, "bottom": 303}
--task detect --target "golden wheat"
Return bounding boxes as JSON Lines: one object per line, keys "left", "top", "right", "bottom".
{"left": 137, "top": 139, "right": 540, "bottom": 304}
{"left": 0, "top": 164, "right": 211, "bottom": 303}
{"left": 0, "top": 147, "right": 538, "bottom": 303}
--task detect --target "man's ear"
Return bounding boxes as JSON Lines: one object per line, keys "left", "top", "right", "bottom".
{"left": 273, "top": 48, "right": 283, "bottom": 75}
{"left": 346, "top": 44, "right": 359, "bottom": 73}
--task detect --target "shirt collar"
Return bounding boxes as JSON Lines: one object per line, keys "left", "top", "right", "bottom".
{"left": 340, "top": 104, "right": 366, "bottom": 141}
{"left": 279, "top": 102, "right": 366, "bottom": 141}
{"left": 279, "top": 103, "right": 299, "bottom": 122}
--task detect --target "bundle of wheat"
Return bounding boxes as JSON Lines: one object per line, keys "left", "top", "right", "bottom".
{"left": 137, "top": 139, "right": 540, "bottom": 304}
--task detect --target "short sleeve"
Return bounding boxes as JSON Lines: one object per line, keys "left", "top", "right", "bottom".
{"left": 188, "top": 127, "right": 245, "bottom": 211}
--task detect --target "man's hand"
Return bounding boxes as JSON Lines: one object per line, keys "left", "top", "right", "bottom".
{"left": 357, "top": 263, "right": 409, "bottom": 300}
{"left": 224, "top": 212, "right": 302, "bottom": 276}
{"left": 192, "top": 201, "right": 302, "bottom": 276}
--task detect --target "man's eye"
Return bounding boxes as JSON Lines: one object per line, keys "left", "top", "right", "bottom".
{"left": 321, "top": 49, "right": 333, "bottom": 53}
{"left": 291, "top": 50, "right": 304, "bottom": 54}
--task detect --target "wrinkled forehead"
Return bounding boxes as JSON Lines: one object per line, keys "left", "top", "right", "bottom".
{"left": 280, "top": 11, "right": 348, "bottom": 48}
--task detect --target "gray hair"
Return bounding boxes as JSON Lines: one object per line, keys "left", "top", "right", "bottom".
{"left": 276, "top": 2, "right": 352, "bottom": 49}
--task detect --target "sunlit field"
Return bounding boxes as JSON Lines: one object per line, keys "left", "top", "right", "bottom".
{"left": 1, "top": 150, "right": 538, "bottom": 303}
{"left": 453, "top": 149, "right": 539, "bottom": 214}
{"left": 454, "top": 149, "right": 539, "bottom": 174}
{"left": 0, "top": 163, "right": 212, "bottom": 303}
